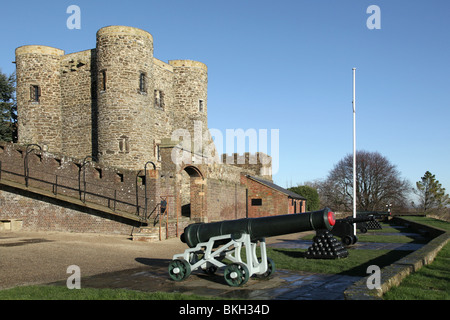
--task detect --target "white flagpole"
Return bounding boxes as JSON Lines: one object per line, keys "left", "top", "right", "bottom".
{"left": 352, "top": 68, "right": 357, "bottom": 236}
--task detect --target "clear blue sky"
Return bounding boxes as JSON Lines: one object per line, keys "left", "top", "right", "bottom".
{"left": 1, "top": 0, "right": 449, "bottom": 199}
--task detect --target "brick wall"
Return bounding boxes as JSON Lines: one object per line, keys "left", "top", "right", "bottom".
{"left": 288, "top": 198, "right": 307, "bottom": 214}
{"left": 0, "top": 186, "right": 136, "bottom": 234}
{"left": 206, "top": 178, "right": 247, "bottom": 222}
{"left": 0, "top": 143, "right": 156, "bottom": 225}
{"left": 0, "top": 143, "right": 248, "bottom": 234}
{"left": 241, "top": 175, "right": 289, "bottom": 218}
{"left": 0, "top": 141, "right": 294, "bottom": 235}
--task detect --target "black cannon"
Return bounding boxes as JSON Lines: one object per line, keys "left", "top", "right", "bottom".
{"left": 168, "top": 208, "right": 335, "bottom": 286}
{"left": 320, "top": 215, "right": 375, "bottom": 245}
{"left": 357, "top": 210, "right": 391, "bottom": 228}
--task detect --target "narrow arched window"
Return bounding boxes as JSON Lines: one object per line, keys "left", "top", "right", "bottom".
{"left": 154, "top": 90, "right": 165, "bottom": 109}
{"left": 118, "top": 135, "right": 129, "bottom": 153}
{"left": 100, "top": 70, "right": 107, "bottom": 91}
{"left": 30, "top": 85, "right": 40, "bottom": 103}
{"left": 139, "top": 72, "right": 147, "bottom": 93}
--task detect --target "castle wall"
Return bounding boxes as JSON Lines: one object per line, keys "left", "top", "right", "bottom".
{"left": 152, "top": 58, "right": 175, "bottom": 167}
{"left": 223, "top": 152, "right": 273, "bottom": 181}
{"left": 60, "top": 49, "right": 96, "bottom": 158}
{"left": 170, "top": 60, "right": 208, "bottom": 144}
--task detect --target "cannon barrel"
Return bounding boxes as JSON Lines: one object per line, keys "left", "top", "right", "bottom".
{"left": 341, "top": 215, "right": 375, "bottom": 224}
{"left": 181, "top": 208, "right": 335, "bottom": 248}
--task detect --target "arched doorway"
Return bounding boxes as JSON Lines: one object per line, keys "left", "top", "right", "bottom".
{"left": 179, "top": 165, "right": 205, "bottom": 222}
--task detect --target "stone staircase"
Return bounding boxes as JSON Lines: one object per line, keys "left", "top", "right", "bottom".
{"left": 132, "top": 216, "right": 191, "bottom": 242}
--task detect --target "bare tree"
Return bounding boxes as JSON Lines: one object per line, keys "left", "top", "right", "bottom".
{"left": 320, "top": 151, "right": 411, "bottom": 212}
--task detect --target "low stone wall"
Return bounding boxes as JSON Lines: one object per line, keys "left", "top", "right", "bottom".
{"left": 344, "top": 217, "right": 449, "bottom": 300}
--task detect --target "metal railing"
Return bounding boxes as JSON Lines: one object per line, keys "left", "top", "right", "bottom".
{"left": 0, "top": 160, "right": 151, "bottom": 223}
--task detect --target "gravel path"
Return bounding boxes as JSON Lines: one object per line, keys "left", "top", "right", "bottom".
{"left": 0, "top": 231, "right": 185, "bottom": 289}
{"left": 0, "top": 230, "right": 307, "bottom": 290}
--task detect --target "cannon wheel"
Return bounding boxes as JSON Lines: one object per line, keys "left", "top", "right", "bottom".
{"left": 224, "top": 263, "right": 249, "bottom": 287}
{"left": 257, "top": 258, "right": 275, "bottom": 278}
{"left": 202, "top": 264, "right": 218, "bottom": 275}
{"left": 168, "top": 259, "right": 191, "bottom": 281}
{"left": 342, "top": 236, "right": 353, "bottom": 246}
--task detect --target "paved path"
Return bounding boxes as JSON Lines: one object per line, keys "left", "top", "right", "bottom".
{"left": 268, "top": 239, "right": 425, "bottom": 251}
{"left": 58, "top": 264, "right": 361, "bottom": 300}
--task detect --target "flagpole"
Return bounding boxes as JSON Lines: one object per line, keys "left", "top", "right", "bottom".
{"left": 352, "top": 68, "right": 357, "bottom": 236}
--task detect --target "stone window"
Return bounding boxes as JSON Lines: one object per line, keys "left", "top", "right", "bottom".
{"left": 138, "top": 175, "right": 146, "bottom": 186}
{"left": 251, "top": 198, "right": 262, "bottom": 206}
{"left": 100, "top": 70, "right": 107, "bottom": 91}
{"left": 94, "top": 168, "right": 103, "bottom": 179}
{"left": 115, "top": 172, "right": 124, "bottom": 183}
{"left": 156, "top": 144, "right": 161, "bottom": 161}
{"left": 139, "top": 72, "right": 147, "bottom": 93}
{"left": 154, "top": 90, "right": 164, "bottom": 109}
{"left": 198, "top": 99, "right": 204, "bottom": 112}
{"left": 30, "top": 85, "right": 40, "bottom": 103}
{"left": 118, "top": 135, "right": 129, "bottom": 153}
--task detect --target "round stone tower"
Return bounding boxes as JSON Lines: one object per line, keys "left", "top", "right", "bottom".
{"left": 169, "top": 60, "right": 208, "bottom": 151}
{"left": 15, "top": 45, "right": 64, "bottom": 152}
{"left": 96, "top": 26, "right": 154, "bottom": 170}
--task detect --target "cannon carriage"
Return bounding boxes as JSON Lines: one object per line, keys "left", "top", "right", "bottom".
{"left": 168, "top": 208, "right": 336, "bottom": 286}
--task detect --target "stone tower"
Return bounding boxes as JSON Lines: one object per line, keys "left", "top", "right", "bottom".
{"left": 14, "top": 25, "right": 214, "bottom": 171}
{"left": 15, "top": 45, "right": 64, "bottom": 152}
{"left": 96, "top": 26, "right": 154, "bottom": 170}
{"left": 169, "top": 59, "right": 208, "bottom": 139}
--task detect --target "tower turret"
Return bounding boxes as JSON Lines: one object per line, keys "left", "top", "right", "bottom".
{"left": 15, "top": 45, "right": 64, "bottom": 152}
{"left": 96, "top": 26, "right": 154, "bottom": 170}
{"left": 169, "top": 60, "right": 208, "bottom": 142}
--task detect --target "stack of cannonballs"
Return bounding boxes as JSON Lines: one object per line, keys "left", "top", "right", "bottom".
{"left": 305, "top": 231, "right": 349, "bottom": 259}
{"left": 366, "top": 219, "right": 382, "bottom": 230}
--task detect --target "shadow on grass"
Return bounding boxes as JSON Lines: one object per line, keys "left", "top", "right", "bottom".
{"left": 270, "top": 248, "right": 413, "bottom": 277}
{"left": 337, "top": 249, "right": 413, "bottom": 277}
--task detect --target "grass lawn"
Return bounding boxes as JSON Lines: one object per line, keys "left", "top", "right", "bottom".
{"left": 382, "top": 216, "right": 450, "bottom": 300}
{"left": 303, "top": 221, "right": 429, "bottom": 244}
{"left": 267, "top": 247, "right": 410, "bottom": 277}
{"left": 383, "top": 241, "right": 450, "bottom": 300}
